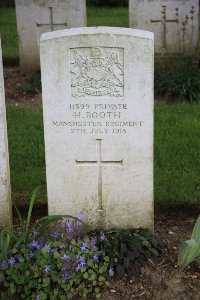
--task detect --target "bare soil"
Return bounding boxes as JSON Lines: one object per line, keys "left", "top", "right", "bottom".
{"left": 4, "top": 66, "right": 200, "bottom": 300}
{"left": 99, "top": 208, "right": 200, "bottom": 300}
{"left": 4, "top": 66, "right": 42, "bottom": 106}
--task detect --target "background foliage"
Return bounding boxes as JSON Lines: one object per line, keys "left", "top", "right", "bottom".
{"left": 87, "top": 0, "right": 128, "bottom": 6}
{"left": 155, "top": 57, "right": 200, "bottom": 102}
{"left": 0, "top": 0, "right": 14, "bottom": 7}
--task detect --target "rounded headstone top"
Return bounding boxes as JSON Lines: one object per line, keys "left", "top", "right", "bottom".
{"left": 40, "top": 27, "right": 154, "bottom": 42}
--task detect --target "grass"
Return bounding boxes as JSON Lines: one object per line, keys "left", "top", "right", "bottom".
{"left": 6, "top": 103, "right": 200, "bottom": 207}
{"left": 0, "top": 7, "right": 18, "bottom": 62}
{"left": 6, "top": 104, "right": 46, "bottom": 206}
{"left": 155, "top": 103, "right": 200, "bottom": 206}
{"left": 87, "top": 6, "right": 128, "bottom": 27}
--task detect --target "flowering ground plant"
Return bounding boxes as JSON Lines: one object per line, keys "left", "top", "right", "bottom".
{"left": 0, "top": 189, "right": 163, "bottom": 299}
{"left": 0, "top": 215, "right": 111, "bottom": 299}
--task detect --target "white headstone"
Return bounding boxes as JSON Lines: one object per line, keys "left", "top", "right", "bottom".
{"left": 0, "top": 39, "right": 12, "bottom": 226}
{"left": 40, "top": 27, "right": 154, "bottom": 230}
{"left": 15, "top": 0, "right": 87, "bottom": 72}
{"left": 129, "top": 0, "right": 199, "bottom": 55}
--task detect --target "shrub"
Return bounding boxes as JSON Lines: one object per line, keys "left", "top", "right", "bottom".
{"left": 155, "top": 56, "right": 200, "bottom": 102}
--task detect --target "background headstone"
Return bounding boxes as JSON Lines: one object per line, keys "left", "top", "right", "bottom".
{"left": 15, "top": 0, "right": 87, "bottom": 72}
{"left": 0, "top": 39, "right": 12, "bottom": 226}
{"left": 40, "top": 27, "right": 154, "bottom": 230}
{"left": 129, "top": 0, "right": 199, "bottom": 55}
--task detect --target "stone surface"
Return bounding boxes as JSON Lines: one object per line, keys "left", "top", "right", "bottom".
{"left": 40, "top": 27, "right": 154, "bottom": 230}
{"left": 129, "top": 0, "right": 199, "bottom": 55}
{"left": 0, "top": 39, "right": 12, "bottom": 226}
{"left": 15, "top": 0, "right": 86, "bottom": 72}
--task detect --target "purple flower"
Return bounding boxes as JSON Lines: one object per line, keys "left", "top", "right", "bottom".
{"left": 1, "top": 260, "right": 7, "bottom": 269}
{"left": 8, "top": 257, "right": 16, "bottom": 266}
{"left": 50, "top": 231, "right": 59, "bottom": 238}
{"left": 91, "top": 236, "right": 97, "bottom": 248}
{"left": 75, "top": 263, "right": 81, "bottom": 272}
{"left": 61, "top": 272, "right": 70, "bottom": 281}
{"left": 28, "top": 251, "right": 35, "bottom": 258}
{"left": 75, "top": 254, "right": 80, "bottom": 260}
{"left": 44, "top": 265, "right": 51, "bottom": 273}
{"left": 80, "top": 241, "right": 88, "bottom": 251}
{"left": 79, "top": 256, "right": 86, "bottom": 267}
{"left": 50, "top": 248, "right": 57, "bottom": 253}
{"left": 92, "top": 253, "right": 98, "bottom": 262}
{"left": 32, "top": 229, "right": 38, "bottom": 236}
{"left": 76, "top": 213, "right": 83, "bottom": 221}
{"left": 28, "top": 240, "right": 41, "bottom": 249}
{"left": 108, "top": 266, "right": 114, "bottom": 276}
{"left": 66, "top": 221, "right": 73, "bottom": 233}
{"left": 75, "top": 255, "right": 86, "bottom": 271}
{"left": 60, "top": 254, "right": 70, "bottom": 262}
{"left": 100, "top": 232, "right": 105, "bottom": 241}
{"left": 60, "top": 221, "right": 65, "bottom": 230}
{"left": 45, "top": 244, "right": 51, "bottom": 253}
{"left": 36, "top": 293, "right": 41, "bottom": 300}
{"left": 59, "top": 244, "right": 64, "bottom": 249}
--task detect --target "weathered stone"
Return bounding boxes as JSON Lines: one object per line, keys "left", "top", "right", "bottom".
{"left": 0, "top": 39, "right": 12, "bottom": 226}
{"left": 15, "top": 0, "right": 86, "bottom": 72}
{"left": 40, "top": 27, "right": 154, "bottom": 230}
{"left": 129, "top": 0, "right": 199, "bottom": 55}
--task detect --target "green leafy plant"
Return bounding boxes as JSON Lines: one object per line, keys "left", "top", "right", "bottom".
{"left": 0, "top": 188, "right": 65, "bottom": 259}
{"left": 177, "top": 215, "right": 200, "bottom": 270}
{"left": 0, "top": 216, "right": 111, "bottom": 299}
{"left": 0, "top": 187, "right": 41, "bottom": 260}
{"left": 0, "top": 189, "right": 163, "bottom": 299}
{"left": 93, "top": 228, "right": 164, "bottom": 277}
{"left": 155, "top": 57, "right": 200, "bottom": 102}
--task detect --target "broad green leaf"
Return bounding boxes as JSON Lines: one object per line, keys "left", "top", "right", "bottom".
{"left": 25, "top": 186, "right": 42, "bottom": 236}
{"left": 177, "top": 215, "right": 200, "bottom": 269}
{"left": 83, "top": 272, "right": 89, "bottom": 279}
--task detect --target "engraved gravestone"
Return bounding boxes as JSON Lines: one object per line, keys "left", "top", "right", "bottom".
{"left": 0, "top": 39, "right": 12, "bottom": 226}
{"left": 129, "top": 0, "right": 199, "bottom": 55}
{"left": 40, "top": 27, "right": 154, "bottom": 230}
{"left": 15, "top": 0, "right": 86, "bottom": 72}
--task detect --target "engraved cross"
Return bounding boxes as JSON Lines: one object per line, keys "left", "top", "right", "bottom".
{"left": 75, "top": 139, "right": 123, "bottom": 211}
{"left": 36, "top": 7, "right": 67, "bottom": 31}
{"left": 151, "top": 5, "right": 178, "bottom": 51}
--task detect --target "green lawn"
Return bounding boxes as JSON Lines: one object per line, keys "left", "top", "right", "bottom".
{"left": 155, "top": 103, "right": 200, "bottom": 206}
{"left": 87, "top": 6, "right": 128, "bottom": 27}
{"left": 6, "top": 105, "right": 46, "bottom": 205}
{"left": 0, "top": 7, "right": 18, "bottom": 62}
{"left": 6, "top": 103, "right": 200, "bottom": 207}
